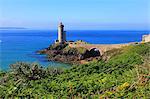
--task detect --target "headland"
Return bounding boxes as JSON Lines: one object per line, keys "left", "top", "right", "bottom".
{"left": 38, "top": 22, "right": 150, "bottom": 64}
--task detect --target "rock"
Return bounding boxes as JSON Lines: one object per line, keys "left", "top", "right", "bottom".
{"left": 37, "top": 43, "right": 102, "bottom": 64}
{"left": 36, "top": 49, "right": 47, "bottom": 54}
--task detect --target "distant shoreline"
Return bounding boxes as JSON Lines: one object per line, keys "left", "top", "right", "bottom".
{"left": 0, "top": 27, "right": 27, "bottom": 30}
{"left": 0, "top": 28, "right": 150, "bottom": 31}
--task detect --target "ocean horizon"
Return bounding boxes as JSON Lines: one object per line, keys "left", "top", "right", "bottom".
{"left": 0, "top": 29, "right": 149, "bottom": 71}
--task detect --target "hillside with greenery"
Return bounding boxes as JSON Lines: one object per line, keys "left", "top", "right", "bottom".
{"left": 0, "top": 42, "right": 150, "bottom": 98}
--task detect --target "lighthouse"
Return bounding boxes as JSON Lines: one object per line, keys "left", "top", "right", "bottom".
{"left": 57, "top": 22, "right": 66, "bottom": 43}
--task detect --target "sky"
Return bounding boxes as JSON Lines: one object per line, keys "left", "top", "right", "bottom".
{"left": 0, "top": 0, "right": 150, "bottom": 30}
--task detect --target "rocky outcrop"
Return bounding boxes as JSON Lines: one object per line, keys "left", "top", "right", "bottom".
{"left": 37, "top": 43, "right": 101, "bottom": 64}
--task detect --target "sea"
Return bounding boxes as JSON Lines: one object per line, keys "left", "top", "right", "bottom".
{"left": 0, "top": 30, "right": 149, "bottom": 71}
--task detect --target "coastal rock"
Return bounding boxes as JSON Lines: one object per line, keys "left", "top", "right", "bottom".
{"left": 37, "top": 43, "right": 102, "bottom": 64}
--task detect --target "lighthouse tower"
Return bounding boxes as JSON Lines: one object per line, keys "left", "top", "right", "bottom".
{"left": 57, "top": 22, "right": 66, "bottom": 43}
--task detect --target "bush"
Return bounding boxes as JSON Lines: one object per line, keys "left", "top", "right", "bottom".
{"left": 10, "top": 62, "right": 46, "bottom": 80}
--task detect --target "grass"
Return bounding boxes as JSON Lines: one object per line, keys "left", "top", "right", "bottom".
{"left": 63, "top": 46, "right": 88, "bottom": 55}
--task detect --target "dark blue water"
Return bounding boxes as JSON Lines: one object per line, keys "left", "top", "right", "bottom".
{"left": 0, "top": 30, "right": 149, "bottom": 70}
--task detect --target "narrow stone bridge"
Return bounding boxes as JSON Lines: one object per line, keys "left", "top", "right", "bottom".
{"left": 69, "top": 43, "right": 130, "bottom": 55}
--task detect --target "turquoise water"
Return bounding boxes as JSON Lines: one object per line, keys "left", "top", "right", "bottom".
{"left": 0, "top": 30, "right": 149, "bottom": 70}
{"left": 0, "top": 30, "right": 71, "bottom": 71}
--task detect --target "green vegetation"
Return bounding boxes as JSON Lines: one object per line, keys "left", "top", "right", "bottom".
{"left": 63, "top": 46, "right": 88, "bottom": 55}
{"left": 48, "top": 43, "right": 88, "bottom": 55}
{"left": 48, "top": 43, "right": 68, "bottom": 50}
{"left": 0, "top": 43, "right": 150, "bottom": 98}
